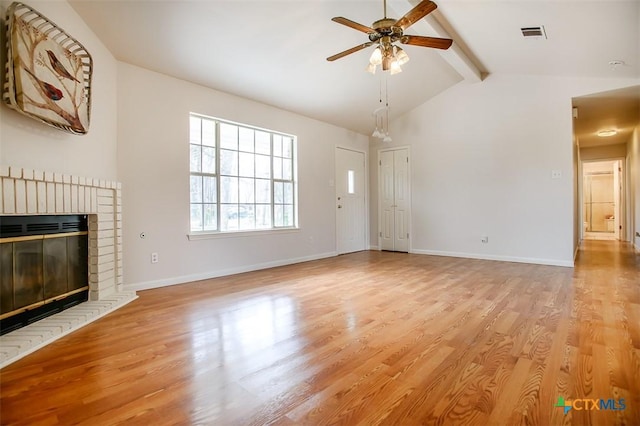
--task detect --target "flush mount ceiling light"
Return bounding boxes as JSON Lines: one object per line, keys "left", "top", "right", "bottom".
{"left": 326, "top": 0, "right": 453, "bottom": 75}
{"left": 597, "top": 129, "right": 618, "bottom": 137}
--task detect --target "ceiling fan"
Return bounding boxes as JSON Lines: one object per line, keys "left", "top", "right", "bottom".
{"left": 326, "top": 0, "right": 453, "bottom": 74}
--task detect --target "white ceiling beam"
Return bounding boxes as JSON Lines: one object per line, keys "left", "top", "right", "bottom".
{"left": 391, "top": 0, "right": 483, "bottom": 82}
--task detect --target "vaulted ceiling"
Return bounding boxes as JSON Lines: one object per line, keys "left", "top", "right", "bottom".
{"left": 69, "top": 0, "right": 639, "bottom": 142}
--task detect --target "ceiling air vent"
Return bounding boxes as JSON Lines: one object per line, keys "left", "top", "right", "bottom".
{"left": 521, "top": 26, "right": 547, "bottom": 39}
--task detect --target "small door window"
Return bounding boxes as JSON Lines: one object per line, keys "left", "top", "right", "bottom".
{"left": 347, "top": 170, "right": 355, "bottom": 194}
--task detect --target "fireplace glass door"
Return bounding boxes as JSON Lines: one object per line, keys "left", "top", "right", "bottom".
{"left": 0, "top": 215, "right": 88, "bottom": 334}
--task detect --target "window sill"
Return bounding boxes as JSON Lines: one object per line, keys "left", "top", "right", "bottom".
{"left": 187, "top": 227, "right": 300, "bottom": 241}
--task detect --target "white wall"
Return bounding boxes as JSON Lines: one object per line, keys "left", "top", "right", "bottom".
{"left": 580, "top": 144, "right": 628, "bottom": 161}
{"left": 117, "top": 63, "right": 369, "bottom": 290}
{"left": 370, "top": 74, "right": 639, "bottom": 266}
{"left": 0, "top": 0, "right": 118, "bottom": 180}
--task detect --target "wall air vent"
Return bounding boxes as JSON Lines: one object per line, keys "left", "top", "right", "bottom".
{"left": 521, "top": 26, "right": 547, "bottom": 39}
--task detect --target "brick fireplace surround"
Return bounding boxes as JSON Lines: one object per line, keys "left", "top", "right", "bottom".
{"left": 0, "top": 166, "right": 137, "bottom": 367}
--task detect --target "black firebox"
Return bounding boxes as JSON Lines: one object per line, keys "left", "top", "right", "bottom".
{"left": 0, "top": 215, "right": 89, "bottom": 335}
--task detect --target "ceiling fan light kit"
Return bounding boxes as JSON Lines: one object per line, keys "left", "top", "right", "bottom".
{"left": 327, "top": 0, "right": 451, "bottom": 141}
{"left": 327, "top": 0, "right": 453, "bottom": 75}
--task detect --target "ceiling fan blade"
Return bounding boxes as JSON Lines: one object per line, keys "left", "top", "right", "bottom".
{"left": 401, "top": 35, "right": 452, "bottom": 50}
{"left": 331, "top": 17, "right": 375, "bottom": 34}
{"left": 394, "top": 0, "right": 437, "bottom": 30}
{"left": 327, "top": 42, "right": 375, "bottom": 61}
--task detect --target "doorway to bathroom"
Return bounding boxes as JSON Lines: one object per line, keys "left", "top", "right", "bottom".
{"left": 581, "top": 159, "right": 624, "bottom": 241}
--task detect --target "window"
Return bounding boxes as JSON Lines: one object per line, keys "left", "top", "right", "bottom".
{"left": 189, "top": 114, "right": 297, "bottom": 233}
{"left": 347, "top": 170, "right": 355, "bottom": 194}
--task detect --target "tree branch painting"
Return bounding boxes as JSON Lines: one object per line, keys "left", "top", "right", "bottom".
{"left": 3, "top": 2, "right": 92, "bottom": 135}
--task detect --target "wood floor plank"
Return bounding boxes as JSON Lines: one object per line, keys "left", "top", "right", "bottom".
{"left": 1, "top": 240, "right": 638, "bottom": 425}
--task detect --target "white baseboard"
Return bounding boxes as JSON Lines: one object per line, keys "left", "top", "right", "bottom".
{"left": 369, "top": 245, "right": 379, "bottom": 250}
{"left": 124, "top": 251, "right": 338, "bottom": 292}
{"left": 410, "top": 249, "right": 574, "bottom": 268}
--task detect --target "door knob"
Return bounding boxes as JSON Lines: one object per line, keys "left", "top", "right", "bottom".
{"left": 338, "top": 205, "right": 342, "bottom": 209}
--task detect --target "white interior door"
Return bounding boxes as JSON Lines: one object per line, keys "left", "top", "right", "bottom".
{"left": 380, "top": 151, "right": 395, "bottom": 251}
{"left": 379, "top": 148, "right": 410, "bottom": 252}
{"left": 336, "top": 148, "right": 366, "bottom": 254}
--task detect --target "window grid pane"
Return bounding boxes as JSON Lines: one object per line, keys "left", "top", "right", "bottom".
{"left": 203, "top": 204, "right": 217, "bottom": 231}
{"left": 202, "top": 146, "right": 216, "bottom": 174}
{"left": 190, "top": 114, "right": 296, "bottom": 232}
{"left": 190, "top": 116, "right": 201, "bottom": 144}
{"left": 191, "top": 204, "right": 202, "bottom": 232}
{"left": 202, "top": 120, "right": 215, "bottom": 147}
{"left": 190, "top": 145, "right": 201, "bottom": 173}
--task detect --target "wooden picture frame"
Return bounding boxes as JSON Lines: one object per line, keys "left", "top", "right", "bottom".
{"left": 2, "top": 2, "right": 93, "bottom": 135}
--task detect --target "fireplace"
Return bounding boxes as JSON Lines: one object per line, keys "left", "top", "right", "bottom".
{"left": 1, "top": 215, "right": 89, "bottom": 334}
{"left": 0, "top": 166, "right": 136, "bottom": 367}
{"left": 0, "top": 166, "right": 124, "bottom": 300}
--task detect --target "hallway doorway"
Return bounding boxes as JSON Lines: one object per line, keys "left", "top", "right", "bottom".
{"left": 582, "top": 159, "right": 624, "bottom": 241}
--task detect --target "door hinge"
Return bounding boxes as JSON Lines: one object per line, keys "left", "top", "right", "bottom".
{"left": 379, "top": 160, "right": 382, "bottom": 166}
{"left": 406, "top": 157, "right": 409, "bottom": 163}
{"left": 379, "top": 232, "right": 382, "bottom": 237}
{"left": 407, "top": 233, "right": 409, "bottom": 238}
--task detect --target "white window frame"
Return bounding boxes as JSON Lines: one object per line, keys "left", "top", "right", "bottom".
{"left": 188, "top": 113, "right": 298, "bottom": 237}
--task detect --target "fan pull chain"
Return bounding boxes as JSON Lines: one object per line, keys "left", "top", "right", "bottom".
{"left": 385, "top": 77, "right": 390, "bottom": 135}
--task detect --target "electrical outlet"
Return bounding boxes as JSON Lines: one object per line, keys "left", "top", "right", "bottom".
{"left": 551, "top": 170, "right": 562, "bottom": 179}
{"left": 151, "top": 252, "right": 158, "bottom": 264}
{"left": 636, "top": 232, "right": 640, "bottom": 238}
{"left": 481, "top": 236, "right": 489, "bottom": 243}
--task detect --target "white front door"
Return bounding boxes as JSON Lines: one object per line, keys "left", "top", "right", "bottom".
{"left": 379, "top": 148, "right": 410, "bottom": 252}
{"left": 336, "top": 148, "right": 366, "bottom": 254}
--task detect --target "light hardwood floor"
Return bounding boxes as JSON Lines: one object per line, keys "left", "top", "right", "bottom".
{"left": 1, "top": 240, "right": 638, "bottom": 425}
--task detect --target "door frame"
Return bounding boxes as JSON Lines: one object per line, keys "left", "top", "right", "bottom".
{"left": 579, "top": 157, "right": 626, "bottom": 241}
{"left": 377, "top": 146, "right": 411, "bottom": 252}
{"left": 335, "top": 146, "right": 369, "bottom": 254}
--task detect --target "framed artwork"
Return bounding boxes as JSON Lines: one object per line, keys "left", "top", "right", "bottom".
{"left": 2, "top": 2, "right": 93, "bottom": 135}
